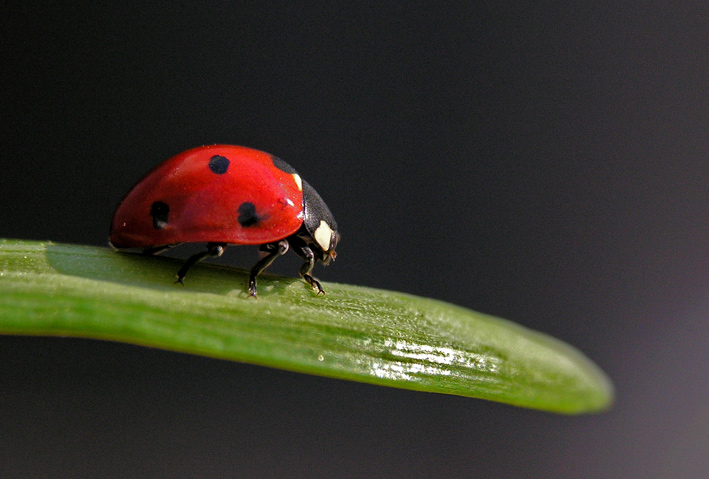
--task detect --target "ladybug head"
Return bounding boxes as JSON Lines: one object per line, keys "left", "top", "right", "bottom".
{"left": 302, "top": 180, "right": 339, "bottom": 264}
{"left": 322, "top": 231, "right": 339, "bottom": 265}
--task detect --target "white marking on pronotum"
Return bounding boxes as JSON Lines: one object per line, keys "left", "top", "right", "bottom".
{"left": 313, "top": 220, "right": 333, "bottom": 251}
{"left": 292, "top": 173, "right": 303, "bottom": 191}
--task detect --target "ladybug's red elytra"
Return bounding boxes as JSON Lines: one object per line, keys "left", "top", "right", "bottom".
{"left": 109, "top": 145, "right": 339, "bottom": 297}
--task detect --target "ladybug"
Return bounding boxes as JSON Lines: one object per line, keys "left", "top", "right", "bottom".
{"left": 109, "top": 145, "right": 339, "bottom": 297}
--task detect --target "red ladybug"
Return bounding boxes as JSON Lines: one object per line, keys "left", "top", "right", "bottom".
{"left": 110, "top": 145, "right": 339, "bottom": 297}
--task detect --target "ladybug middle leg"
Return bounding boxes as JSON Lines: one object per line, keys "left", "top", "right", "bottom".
{"left": 176, "top": 242, "right": 227, "bottom": 284}
{"left": 248, "top": 239, "right": 290, "bottom": 298}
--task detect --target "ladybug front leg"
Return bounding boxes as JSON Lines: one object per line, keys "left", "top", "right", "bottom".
{"left": 291, "top": 244, "right": 325, "bottom": 295}
{"left": 176, "top": 242, "right": 226, "bottom": 284}
{"left": 248, "top": 240, "right": 289, "bottom": 298}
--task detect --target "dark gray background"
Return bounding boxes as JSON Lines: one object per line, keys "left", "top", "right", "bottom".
{"left": 2, "top": 2, "right": 708, "bottom": 478}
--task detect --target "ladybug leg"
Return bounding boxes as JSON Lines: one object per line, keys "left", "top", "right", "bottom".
{"left": 143, "top": 244, "right": 176, "bottom": 256}
{"left": 175, "top": 242, "right": 226, "bottom": 284}
{"left": 248, "top": 240, "right": 289, "bottom": 298}
{"left": 291, "top": 244, "right": 325, "bottom": 295}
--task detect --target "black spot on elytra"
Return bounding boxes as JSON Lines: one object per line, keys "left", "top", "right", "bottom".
{"left": 209, "top": 155, "right": 230, "bottom": 174}
{"left": 150, "top": 201, "right": 169, "bottom": 229}
{"left": 271, "top": 155, "right": 297, "bottom": 174}
{"left": 237, "top": 202, "right": 261, "bottom": 227}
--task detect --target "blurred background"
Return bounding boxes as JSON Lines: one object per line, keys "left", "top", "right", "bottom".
{"left": 2, "top": 2, "right": 708, "bottom": 477}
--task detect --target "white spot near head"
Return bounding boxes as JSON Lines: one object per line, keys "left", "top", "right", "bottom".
{"left": 292, "top": 173, "right": 303, "bottom": 191}
{"left": 313, "top": 220, "right": 333, "bottom": 251}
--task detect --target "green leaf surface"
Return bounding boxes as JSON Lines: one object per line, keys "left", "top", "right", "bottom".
{"left": 0, "top": 239, "right": 613, "bottom": 414}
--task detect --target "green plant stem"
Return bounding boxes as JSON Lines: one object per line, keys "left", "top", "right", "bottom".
{"left": 0, "top": 239, "right": 613, "bottom": 414}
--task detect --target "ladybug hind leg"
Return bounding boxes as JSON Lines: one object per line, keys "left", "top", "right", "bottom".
{"left": 143, "top": 244, "right": 177, "bottom": 256}
{"left": 176, "top": 242, "right": 226, "bottom": 284}
{"left": 248, "top": 240, "right": 289, "bottom": 298}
